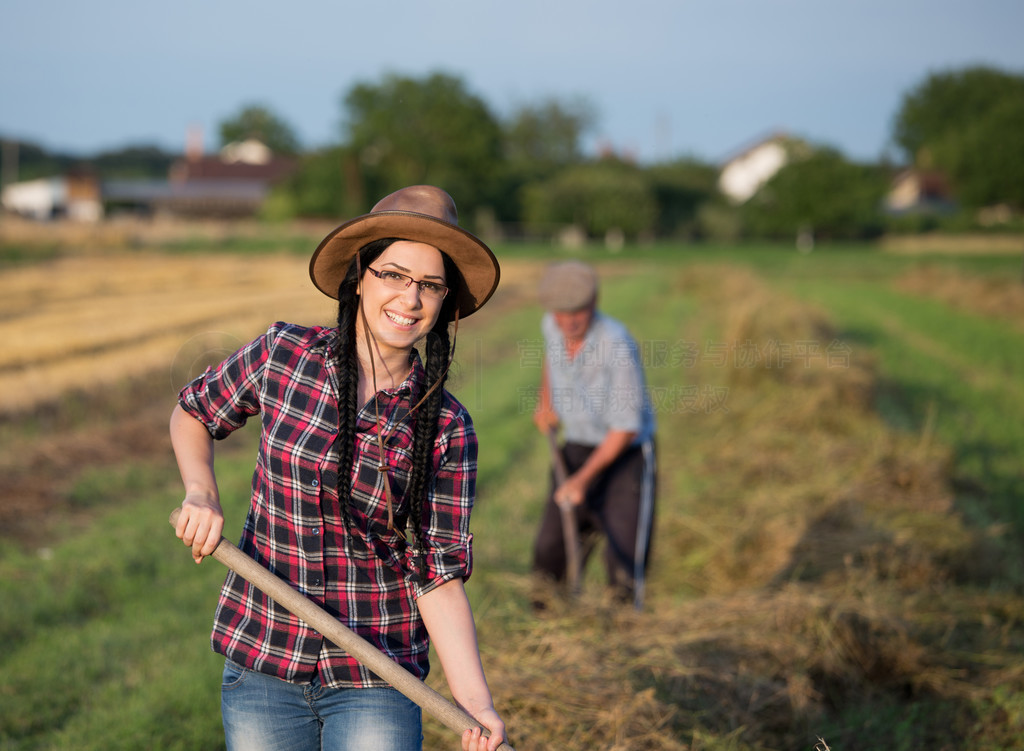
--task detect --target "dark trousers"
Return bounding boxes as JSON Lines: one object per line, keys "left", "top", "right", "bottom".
{"left": 532, "top": 440, "right": 656, "bottom": 603}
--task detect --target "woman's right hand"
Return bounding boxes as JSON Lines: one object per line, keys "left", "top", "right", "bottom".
{"left": 175, "top": 493, "right": 224, "bottom": 563}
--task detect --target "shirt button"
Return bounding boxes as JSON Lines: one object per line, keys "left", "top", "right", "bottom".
{"left": 312, "top": 528, "right": 320, "bottom": 535}
{"left": 311, "top": 479, "right": 320, "bottom": 487}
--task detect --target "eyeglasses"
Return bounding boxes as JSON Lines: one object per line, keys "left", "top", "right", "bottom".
{"left": 366, "top": 267, "right": 449, "bottom": 301}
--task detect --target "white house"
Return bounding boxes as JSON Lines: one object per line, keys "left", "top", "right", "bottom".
{"left": 1, "top": 175, "right": 102, "bottom": 221}
{"left": 718, "top": 133, "right": 797, "bottom": 204}
{"left": 885, "top": 169, "right": 955, "bottom": 214}
{"left": 2, "top": 177, "right": 65, "bottom": 219}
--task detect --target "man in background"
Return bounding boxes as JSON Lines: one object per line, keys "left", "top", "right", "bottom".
{"left": 531, "top": 260, "right": 657, "bottom": 609}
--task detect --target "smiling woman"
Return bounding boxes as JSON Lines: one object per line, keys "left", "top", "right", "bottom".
{"left": 356, "top": 240, "right": 451, "bottom": 382}
{"left": 169, "top": 185, "right": 509, "bottom": 751}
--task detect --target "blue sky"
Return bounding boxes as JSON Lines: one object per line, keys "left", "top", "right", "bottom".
{"left": 2, "top": 0, "right": 1022, "bottom": 165}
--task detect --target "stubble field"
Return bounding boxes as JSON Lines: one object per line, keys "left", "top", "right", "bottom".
{"left": 3, "top": 220, "right": 1024, "bottom": 750}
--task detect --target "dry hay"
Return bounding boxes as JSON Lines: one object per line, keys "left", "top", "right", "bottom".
{"left": 4, "top": 248, "right": 1021, "bottom": 749}
{"left": 880, "top": 233, "right": 1024, "bottom": 255}
{"left": 449, "top": 262, "right": 1008, "bottom": 750}
{"left": 894, "top": 264, "right": 1024, "bottom": 331}
{"left": 0, "top": 250, "right": 337, "bottom": 415}
{"left": 675, "top": 264, "right": 877, "bottom": 413}
{"left": 463, "top": 593, "right": 697, "bottom": 751}
{"left": 460, "top": 581, "right": 1005, "bottom": 750}
{"left": 658, "top": 263, "right": 965, "bottom": 597}
{"left": 0, "top": 244, "right": 331, "bottom": 543}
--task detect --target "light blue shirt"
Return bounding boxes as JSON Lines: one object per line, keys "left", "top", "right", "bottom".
{"left": 543, "top": 311, "right": 656, "bottom": 447}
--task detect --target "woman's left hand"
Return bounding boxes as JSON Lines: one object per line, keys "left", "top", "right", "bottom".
{"left": 461, "top": 708, "right": 507, "bottom": 751}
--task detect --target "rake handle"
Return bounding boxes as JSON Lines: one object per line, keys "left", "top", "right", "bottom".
{"left": 547, "top": 429, "right": 582, "bottom": 596}
{"left": 169, "top": 508, "right": 513, "bottom": 750}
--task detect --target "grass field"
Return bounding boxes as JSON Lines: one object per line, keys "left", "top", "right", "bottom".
{"left": 2, "top": 222, "right": 1024, "bottom": 750}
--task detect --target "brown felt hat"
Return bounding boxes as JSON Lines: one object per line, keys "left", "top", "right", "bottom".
{"left": 309, "top": 185, "right": 500, "bottom": 318}
{"left": 538, "top": 260, "right": 599, "bottom": 311}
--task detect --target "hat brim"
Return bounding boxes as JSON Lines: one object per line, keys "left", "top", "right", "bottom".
{"left": 309, "top": 211, "right": 499, "bottom": 319}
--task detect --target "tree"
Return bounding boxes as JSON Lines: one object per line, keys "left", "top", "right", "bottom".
{"left": 644, "top": 157, "right": 720, "bottom": 238}
{"left": 931, "top": 95, "right": 1024, "bottom": 209}
{"left": 522, "top": 159, "right": 657, "bottom": 239}
{"left": 266, "top": 145, "right": 361, "bottom": 220}
{"left": 219, "top": 104, "right": 301, "bottom": 155}
{"left": 497, "top": 96, "right": 596, "bottom": 222}
{"left": 503, "top": 97, "right": 596, "bottom": 175}
{"left": 341, "top": 72, "right": 503, "bottom": 220}
{"left": 740, "top": 148, "right": 889, "bottom": 241}
{"left": 892, "top": 66, "right": 1024, "bottom": 209}
{"left": 0, "top": 138, "right": 76, "bottom": 182}
{"left": 93, "top": 144, "right": 176, "bottom": 179}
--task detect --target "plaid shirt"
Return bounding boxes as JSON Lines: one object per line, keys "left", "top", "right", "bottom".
{"left": 178, "top": 322, "right": 476, "bottom": 688}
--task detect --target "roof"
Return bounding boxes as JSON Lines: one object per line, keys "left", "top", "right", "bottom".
{"left": 169, "top": 155, "right": 296, "bottom": 184}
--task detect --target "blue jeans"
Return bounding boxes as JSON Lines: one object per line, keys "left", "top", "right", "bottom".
{"left": 221, "top": 659, "right": 423, "bottom": 751}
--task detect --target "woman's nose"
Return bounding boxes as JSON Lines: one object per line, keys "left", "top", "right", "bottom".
{"left": 399, "top": 281, "right": 423, "bottom": 306}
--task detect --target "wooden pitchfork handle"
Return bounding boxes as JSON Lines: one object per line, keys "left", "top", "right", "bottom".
{"left": 168, "top": 508, "right": 514, "bottom": 751}
{"left": 546, "top": 429, "right": 582, "bottom": 597}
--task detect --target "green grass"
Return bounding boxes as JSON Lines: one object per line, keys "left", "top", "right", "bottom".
{"left": 616, "top": 242, "right": 1024, "bottom": 536}
{"left": 782, "top": 267, "right": 1024, "bottom": 537}
{"left": 0, "top": 243, "right": 62, "bottom": 264}
{"left": 3, "top": 241, "right": 1024, "bottom": 750}
{"left": 0, "top": 433, "right": 258, "bottom": 751}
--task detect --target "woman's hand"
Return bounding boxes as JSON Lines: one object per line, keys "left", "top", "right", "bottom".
{"left": 461, "top": 707, "right": 507, "bottom": 751}
{"left": 175, "top": 493, "right": 224, "bottom": 563}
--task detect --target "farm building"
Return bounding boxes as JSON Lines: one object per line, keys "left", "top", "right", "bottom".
{"left": 101, "top": 178, "right": 271, "bottom": 218}
{"left": 1, "top": 173, "right": 102, "bottom": 221}
{"left": 105, "top": 137, "right": 297, "bottom": 218}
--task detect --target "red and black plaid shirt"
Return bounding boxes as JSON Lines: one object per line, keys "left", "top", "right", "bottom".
{"left": 178, "top": 322, "right": 476, "bottom": 688}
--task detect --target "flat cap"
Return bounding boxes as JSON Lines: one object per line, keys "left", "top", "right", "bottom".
{"left": 538, "top": 260, "right": 599, "bottom": 311}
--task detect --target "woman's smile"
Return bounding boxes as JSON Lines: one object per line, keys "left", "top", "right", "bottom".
{"left": 384, "top": 309, "right": 420, "bottom": 328}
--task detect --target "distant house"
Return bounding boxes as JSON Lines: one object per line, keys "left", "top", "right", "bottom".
{"left": 169, "top": 138, "right": 296, "bottom": 186}
{"left": 104, "top": 137, "right": 297, "bottom": 218}
{"left": 101, "top": 178, "right": 271, "bottom": 218}
{"left": 1, "top": 173, "right": 102, "bottom": 221}
{"left": 717, "top": 132, "right": 805, "bottom": 204}
{"left": 884, "top": 169, "right": 955, "bottom": 214}
{"left": 3, "top": 138, "right": 298, "bottom": 221}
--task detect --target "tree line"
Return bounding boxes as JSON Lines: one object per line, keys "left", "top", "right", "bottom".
{"left": 7, "top": 65, "right": 1024, "bottom": 242}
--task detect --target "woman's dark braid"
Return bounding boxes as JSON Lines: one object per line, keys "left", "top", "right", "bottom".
{"left": 333, "top": 241, "right": 389, "bottom": 531}
{"left": 405, "top": 316, "right": 451, "bottom": 580}
{"left": 333, "top": 285, "right": 359, "bottom": 532}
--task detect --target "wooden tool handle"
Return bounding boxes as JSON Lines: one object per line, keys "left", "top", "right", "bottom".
{"left": 546, "top": 429, "right": 582, "bottom": 596}
{"left": 169, "top": 508, "right": 514, "bottom": 750}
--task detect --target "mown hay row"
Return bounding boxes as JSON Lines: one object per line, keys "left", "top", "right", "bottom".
{"left": 0, "top": 253, "right": 334, "bottom": 414}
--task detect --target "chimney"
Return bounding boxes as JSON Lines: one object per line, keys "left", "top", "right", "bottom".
{"left": 186, "top": 124, "right": 203, "bottom": 162}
